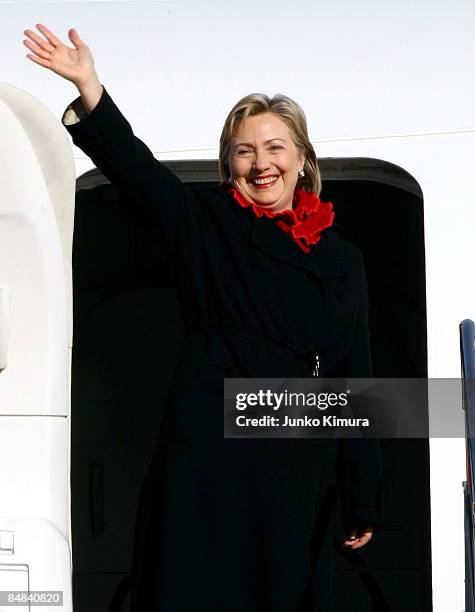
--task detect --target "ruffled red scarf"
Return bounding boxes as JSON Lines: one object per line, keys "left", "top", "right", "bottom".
{"left": 226, "top": 186, "right": 335, "bottom": 254}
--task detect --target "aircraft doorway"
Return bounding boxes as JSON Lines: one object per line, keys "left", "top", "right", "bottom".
{"left": 71, "top": 159, "right": 430, "bottom": 611}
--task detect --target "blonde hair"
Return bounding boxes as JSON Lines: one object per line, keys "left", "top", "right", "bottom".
{"left": 219, "top": 93, "right": 321, "bottom": 195}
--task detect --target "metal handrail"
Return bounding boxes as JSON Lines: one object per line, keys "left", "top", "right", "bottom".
{"left": 460, "top": 319, "right": 475, "bottom": 612}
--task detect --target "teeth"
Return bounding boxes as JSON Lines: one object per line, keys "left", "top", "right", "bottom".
{"left": 253, "top": 176, "right": 278, "bottom": 185}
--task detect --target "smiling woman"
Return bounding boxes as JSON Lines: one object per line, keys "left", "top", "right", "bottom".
{"left": 24, "top": 23, "right": 383, "bottom": 612}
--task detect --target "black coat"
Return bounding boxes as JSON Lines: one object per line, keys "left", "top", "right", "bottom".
{"left": 64, "top": 88, "right": 383, "bottom": 612}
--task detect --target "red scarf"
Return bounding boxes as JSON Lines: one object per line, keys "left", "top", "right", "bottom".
{"left": 226, "top": 186, "right": 335, "bottom": 254}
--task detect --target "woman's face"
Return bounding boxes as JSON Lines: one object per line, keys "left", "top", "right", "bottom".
{"left": 228, "top": 112, "right": 305, "bottom": 213}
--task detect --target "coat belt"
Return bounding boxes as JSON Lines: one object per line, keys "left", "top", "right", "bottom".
{"left": 184, "top": 321, "right": 320, "bottom": 377}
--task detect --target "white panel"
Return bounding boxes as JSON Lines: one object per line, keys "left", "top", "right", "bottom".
{"left": 0, "top": 418, "right": 70, "bottom": 540}
{"left": 0, "top": 84, "right": 75, "bottom": 300}
{"left": 0, "top": 0, "right": 473, "bottom": 157}
{"left": 0, "top": 565, "right": 28, "bottom": 612}
{"left": 429, "top": 438, "right": 466, "bottom": 612}
{"left": 0, "top": 531, "right": 14, "bottom": 553}
{"left": 0, "top": 519, "right": 72, "bottom": 612}
{"left": 0, "top": 87, "right": 74, "bottom": 416}
{"left": 0, "top": 0, "right": 167, "bottom": 2}
{"left": 0, "top": 289, "right": 9, "bottom": 371}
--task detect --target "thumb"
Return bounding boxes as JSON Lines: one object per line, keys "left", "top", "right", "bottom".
{"left": 342, "top": 528, "right": 358, "bottom": 547}
{"left": 68, "top": 28, "right": 87, "bottom": 49}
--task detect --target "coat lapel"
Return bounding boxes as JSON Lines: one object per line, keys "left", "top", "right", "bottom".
{"left": 218, "top": 185, "right": 349, "bottom": 281}
{"left": 250, "top": 214, "right": 348, "bottom": 281}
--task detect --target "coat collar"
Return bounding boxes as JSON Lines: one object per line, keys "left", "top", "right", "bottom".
{"left": 213, "top": 184, "right": 349, "bottom": 281}
{"left": 250, "top": 214, "right": 348, "bottom": 280}
{"left": 226, "top": 186, "right": 334, "bottom": 253}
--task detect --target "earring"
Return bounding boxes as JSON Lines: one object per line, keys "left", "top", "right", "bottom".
{"left": 298, "top": 169, "right": 305, "bottom": 178}
{"left": 228, "top": 176, "right": 233, "bottom": 184}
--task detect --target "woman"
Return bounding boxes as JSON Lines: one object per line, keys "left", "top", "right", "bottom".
{"left": 24, "top": 24, "right": 383, "bottom": 611}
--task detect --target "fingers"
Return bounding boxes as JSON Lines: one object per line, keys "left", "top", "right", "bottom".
{"left": 342, "top": 525, "right": 374, "bottom": 550}
{"left": 25, "top": 53, "right": 51, "bottom": 69}
{"left": 36, "top": 23, "right": 62, "bottom": 47}
{"left": 343, "top": 531, "right": 372, "bottom": 550}
{"left": 24, "top": 28, "right": 56, "bottom": 53}
{"left": 23, "top": 38, "right": 51, "bottom": 60}
{"left": 68, "top": 28, "right": 87, "bottom": 49}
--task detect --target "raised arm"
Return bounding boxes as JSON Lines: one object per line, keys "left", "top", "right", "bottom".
{"left": 24, "top": 25, "right": 204, "bottom": 260}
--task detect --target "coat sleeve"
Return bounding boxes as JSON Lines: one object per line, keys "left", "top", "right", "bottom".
{"left": 337, "top": 251, "right": 384, "bottom": 530}
{"left": 62, "top": 86, "right": 205, "bottom": 261}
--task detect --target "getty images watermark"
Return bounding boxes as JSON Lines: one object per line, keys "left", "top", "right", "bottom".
{"left": 223, "top": 378, "right": 467, "bottom": 438}
{"left": 234, "top": 388, "right": 354, "bottom": 428}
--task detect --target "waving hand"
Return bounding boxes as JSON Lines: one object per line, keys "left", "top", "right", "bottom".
{"left": 24, "top": 24, "right": 95, "bottom": 88}
{"left": 24, "top": 24, "right": 102, "bottom": 111}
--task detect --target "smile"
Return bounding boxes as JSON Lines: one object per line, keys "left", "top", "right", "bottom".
{"left": 250, "top": 175, "right": 279, "bottom": 188}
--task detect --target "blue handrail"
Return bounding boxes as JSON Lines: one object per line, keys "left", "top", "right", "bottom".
{"left": 460, "top": 319, "right": 475, "bottom": 612}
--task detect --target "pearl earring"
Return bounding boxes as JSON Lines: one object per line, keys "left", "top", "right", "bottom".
{"left": 298, "top": 170, "right": 305, "bottom": 178}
